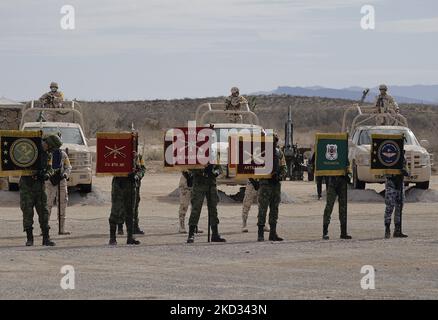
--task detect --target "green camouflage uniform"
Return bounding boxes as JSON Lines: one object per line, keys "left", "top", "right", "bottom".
{"left": 109, "top": 154, "right": 145, "bottom": 232}
{"left": 20, "top": 150, "right": 53, "bottom": 232}
{"left": 257, "top": 148, "right": 287, "bottom": 227}
{"left": 188, "top": 165, "right": 222, "bottom": 227}
{"left": 133, "top": 155, "right": 146, "bottom": 228}
{"left": 323, "top": 176, "right": 348, "bottom": 226}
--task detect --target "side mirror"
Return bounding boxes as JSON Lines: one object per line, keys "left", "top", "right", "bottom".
{"left": 420, "top": 139, "right": 430, "bottom": 149}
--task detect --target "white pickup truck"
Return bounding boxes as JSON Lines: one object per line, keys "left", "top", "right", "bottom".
{"left": 8, "top": 102, "right": 93, "bottom": 193}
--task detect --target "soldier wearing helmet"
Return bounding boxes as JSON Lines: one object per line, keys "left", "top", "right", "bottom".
{"left": 374, "top": 84, "right": 399, "bottom": 124}
{"left": 224, "top": 87, "right": 248, "bottom": 123}
{"left": 43, "top": 134, "right": 72, "bottom": 235}
{"left": 39, "top": 82, "right": 64, "bottom": 108}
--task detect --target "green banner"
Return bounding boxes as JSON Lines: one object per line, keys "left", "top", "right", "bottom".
{"left": 315, "top": 133, "right": 348, "bottom": 176}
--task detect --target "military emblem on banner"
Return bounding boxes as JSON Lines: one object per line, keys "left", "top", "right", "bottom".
{"left": 228, "top": 134, "right": 273, "bottom": 179}
{"left": 314, "top": 133, "right": 348, "bottom": 176}
{"left": 0, "top": 130, "right": 43, "bottom": 177}
{"left": 163, "top": 127, "right": 213, "bottom": 170}
{"left": 370, "top": 134, "right": 404, "bottom": 175}
{"left": 96, "top": 132, "right": 137, "bottom": 176}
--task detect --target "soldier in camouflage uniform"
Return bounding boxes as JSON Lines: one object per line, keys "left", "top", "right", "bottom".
{"left": 108, "top": 152, "right": 144, "bottom": 245}
{"left": 133, "top": 154, "right": 146, "bottom": 234}
{"left": 39, "top": 82, "right": 64, "bottom": 108}
{"left": 178, "top": 171, "right": 192, "bottom": 233}
{"left": 241, "top": 179, "right": 270, "bottom": 233}
{"left": 21, "top": 136, "right": 57, "bottom": 246}
{"left": 187, "top": 164, "right": 226, "bottom": 243}
{"left": 374, "top": 84, "right": 399, "bottom": 124}
{"left": 224, "top": 87, "right": 247, "bottom": 123}
{"left": 257, "top": 133, "right": 287, "bottom": 242}
{"left": 322, "top": 171, "right": 352, "bottom": 240}
{"left": 384, "top": 154, "right": 408, "bottom": 238}
{"left": 44, "top": 134, "right": 72, "bottom": 235}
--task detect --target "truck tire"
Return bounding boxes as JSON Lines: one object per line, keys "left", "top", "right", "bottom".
{"left": 415, "top": 181, "right": 429, "bottom": 190}
{"left": 80, "top": 183, "right": 92, "bottom": 193}
{"left": 352, "top": 163, "right": 365, "bottom": 190}
{"left": 8, "top": 183, "right": 19, "bottom": 191}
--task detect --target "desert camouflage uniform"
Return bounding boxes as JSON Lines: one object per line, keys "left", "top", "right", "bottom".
{"left": 374, "top": 93, "right": 399, "bottom": 125}
{"left": 178, "top": 172, "right": 192, "bottom": 231}
{"left": 225, "top": 95, "right": 247, "bottom": 123}
{"left": 241, "top": 180, "right": 258, "bottom": 231}
{"left": 39, "top": 91, "right": 64, "bottom": 109}
{"left": 257, "top": 148, "right": 287, "bottom": 227}
{"left": 45, "top": 149, "right": 72, "bottom": 233}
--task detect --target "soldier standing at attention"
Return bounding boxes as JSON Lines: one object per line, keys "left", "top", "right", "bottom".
{"left": 187, "top": 164, "right": 226, "bottom": 243}
{"left": 108, "top": 151, "right": 144, "bottom": 246}
{"left": 322, "top": 168, "right": 352, "bottom": 240}
{"left": 224, "top": 87, "right": 248, "bottom": 123}
{"left": 241, "top": 179, "right": 270, "bottom": 233}
{"left": 21, "top": 136, "right": 56, "bottom": 246}
{"left": 257, "top": 133, "right": 287, "bottom": 242}
{"left": 39, "top": 82, "right": 64, "bottom": 108}
{"left": 44, "top": 134, "right": 72, "bottom": 235}
{"left": 384, "top": 152, "right": 409, "bottom": 239}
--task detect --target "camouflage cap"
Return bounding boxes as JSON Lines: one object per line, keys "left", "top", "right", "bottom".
{"left": 231, "top": 87, "right": 239, "bottom": 94}
{"left": 379, "top": 84, "right": 388, "bottom": 91}
{"left": 50, "top": 82, "right": 59, "bottom": 89}
{"left": 43, "top": 134, "right": 62, "bottom": 150}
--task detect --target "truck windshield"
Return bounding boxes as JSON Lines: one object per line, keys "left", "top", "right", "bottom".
{"left": 358, "top": 128, "right": 418, "bottom": 146}
{"left": 24, "top": 127, "right": 85, "bottom": 145}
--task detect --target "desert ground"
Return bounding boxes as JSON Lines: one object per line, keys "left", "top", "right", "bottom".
{"left": 0, "top": 169, "right": 437, "bottom": 300}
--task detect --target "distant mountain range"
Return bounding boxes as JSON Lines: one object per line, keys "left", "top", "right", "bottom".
{"left": 253, "top": 85, "right": 438, "bottom": 104}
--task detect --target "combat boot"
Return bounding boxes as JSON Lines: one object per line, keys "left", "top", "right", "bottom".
{"left": 210, "top": 225, "right": 226, "bottom": 242}
{"left": 117, "top": 223, "right": 124, "bottom": 235}
{"left": 257, "top": 225, "right": 264, "bottom": 242}
{"left": 25, "top": 228, "right": 34, "bottom": 247}
{"left": 133, "top": 225, "right": 145, "bottom": 235}
{"left": 385, "top": 223, "right": 391, "bottom": 239}
{"left": 42, "top": 229, "right": 56, "bottom": 246}
{"left": 393, "top": 224, "right": 408, "bottom": 238}
{"left": 109, "top": 223, "right": 117, "bottom": 245}
{"left": 340, "top": 223, "right": 352, "bottom": 240}
{"left": 322, "top": 224, "right": 329, "bottom": 240}
{"left": 268, "top": 224, "right": 283, "bottom": 241}
{"left": 126, "top": 225, "right": 140, "bottom": 245}
{"left": 187, "top": 225, "right": 196, "bottom": 243}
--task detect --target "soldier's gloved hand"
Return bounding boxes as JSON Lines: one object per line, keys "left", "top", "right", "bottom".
{"left": 401, "top": 169, "right": 409, "bottom": 177}
{"left": 212, "top": 168, "right": 221, "bottom": 177}
{"left": 128, "top": 172, "right": 139, "bottom": 181}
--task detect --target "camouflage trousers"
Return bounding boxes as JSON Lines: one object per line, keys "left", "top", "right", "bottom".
{"left": 188, "top": 183, "right": 220, "bottom": 227}
{"left": 384, "top": 179, "right": 404, "bottom": 225}
{"left": 109, "top": 177, "right": 136, "bottom": 231}
{"left": 179, "top": 185, "right": 192, "bottom": 223}
{"left": 134, "top": 180, "right": 141, "bottom": 227}
{"left": 257, "top": 182, "right": 281, "bottom": 226}
{"left": 45, "top": 179, "right": 68, "bottom": 222}
{"left": 20, "top": 176, "right": 50, "bottom": 231}
{"left": 316, "top": 176, "right": 328, "bottom": 197}
{"left": 323, "top": 177, "right": 347, "bottom": 226}
{"left": 242, "top": 181, "right": 258, "bottom": 223}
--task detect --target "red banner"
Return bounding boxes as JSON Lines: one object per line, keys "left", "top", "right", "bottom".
{"left": 163, "top": 127, "right": 212, "bottom": 169}
{"left": 96, "top": 132, "right": 136, "bottom": 176}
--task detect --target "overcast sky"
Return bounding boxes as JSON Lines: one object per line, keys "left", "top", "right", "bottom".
{"left": 1, "top": 0, "right": 437, "bottom": 100}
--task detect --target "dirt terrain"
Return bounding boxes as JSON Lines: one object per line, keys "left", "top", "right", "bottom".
{"left": 0, "top": 171, "right": 437, "bottom": 300}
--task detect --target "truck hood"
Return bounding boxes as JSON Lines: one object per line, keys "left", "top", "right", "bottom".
{"left": 355, "top": 144, "right": 428, "bottom": 155}
{"left": 62, "top": 143, "right": 90, "bottom": 153}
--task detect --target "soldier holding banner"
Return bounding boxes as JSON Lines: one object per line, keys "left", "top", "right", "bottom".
{"left": 257, "top": 133, "right": 287, "bottom": 242}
